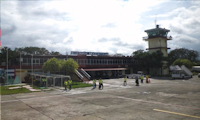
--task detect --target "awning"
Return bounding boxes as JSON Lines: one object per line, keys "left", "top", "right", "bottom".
{"left": 84, "top": 68, "right": 127, "bottom": 71}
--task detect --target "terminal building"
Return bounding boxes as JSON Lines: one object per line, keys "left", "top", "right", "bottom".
{"left": 1, "top": 52, "right": 136, "bottom": 82}
{"left": 1, "top": 25, "right": 172, "bottom": 82}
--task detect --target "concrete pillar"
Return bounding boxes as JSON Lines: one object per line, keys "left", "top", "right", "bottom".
{"left": 122, "top": 70, "right": 125, "bottom": 76}
{"left": 130, "top": 68, "right": 133, "bottom": 74}
{"left": 46, "top": 77, "right": 48, "bottom": 88}
{"left": 108, "top": 71, "right": 112, "bottom": 77}
{"left": 53, "top": 77, "right": 55, "bottom": 87}
{"left": 39, "top": 76, "right": 41, "bottom": 83}
{"left": 61, "top": 76, "right": 63, "bottom": 87}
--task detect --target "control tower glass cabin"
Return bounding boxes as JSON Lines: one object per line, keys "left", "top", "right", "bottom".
{"left": 143, "top": 25, "right": 172, "bottom": 57}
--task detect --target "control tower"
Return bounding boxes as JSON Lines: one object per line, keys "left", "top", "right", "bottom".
{"left": 143, "top": 25, "right": 172, "bottom": 75}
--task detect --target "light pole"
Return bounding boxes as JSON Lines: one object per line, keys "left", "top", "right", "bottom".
{"left": 31, "top": 54, "right": 33, "bottom": 86}
{"left": 20, "top": 53, "right": 22, "bottom": 83}
{"left": 6, "top": 48, "right": 8, "bottom": 83}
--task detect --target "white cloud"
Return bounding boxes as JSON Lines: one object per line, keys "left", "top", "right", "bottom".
{"left": 150, "top": 2, "right": 200, "bottom": 54}
{"left": 1, "top": 0, "right": 200, "bottom": 56}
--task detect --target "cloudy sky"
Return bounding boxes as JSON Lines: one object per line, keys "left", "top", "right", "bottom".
{"left": 1, "top": 0, "right": 200, "bottom": 55}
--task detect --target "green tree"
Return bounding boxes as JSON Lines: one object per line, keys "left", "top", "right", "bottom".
{"left": 42, "top": 57, "right": 61, "bottom": 73}
{"left": 14, "top": 46, "right": 62, "bottom": 55}
{"left": 1, "top": 47, "right": 62, "bottom": 65}
{"left": 132, "top": 50, "right": 164, "bottom": 74}
{"left": 50, "top": 51, "right": 61, "bottom": 55}
{"left": 0, "top": 47, "right": 10, "bottom": 63}
{"left": 172, "top": 59, "right": 193, "bottom": 69}
{"left": 168, "top": 48, "right": 199, "bottom": 65}
{"left": 61, "top": 58, "right": 79, "bottom": 75}
{"left": 0, "top": 47, "right": 19, "bottom": 65}
{"left": 42, "top": 58, "right": 79, "bottom": 75}
{"left": 15, "top": 47, "right": 51, "bottom": 55}
{"left": 149, "top": 51, "right": 163, "bottom": 68}
{"left": 131, "top": 50, "right": 144, "bottom": 57}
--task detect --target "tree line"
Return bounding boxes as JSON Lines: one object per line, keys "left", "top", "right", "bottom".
{"left": 0, "top": 47, "right": 61, "bottom": 65}
{"left": 132, "top": 48, "right": 200, "bottom": 72}
{"left": 1, "top": 46, "right": 199, "bottom": 72}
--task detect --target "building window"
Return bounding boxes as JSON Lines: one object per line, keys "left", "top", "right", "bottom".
{"left": 99, "top": 59, "right": 101, "bottom": 64}
{"left": 91, "top": 59, "right": 93, "bottom": 65}
{"left": 94, "top": 59, "right": 96, "bottom": 65}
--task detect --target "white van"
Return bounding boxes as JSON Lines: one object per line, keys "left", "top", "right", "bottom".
{"left": 172, "top": 70, "right": 185, "bottom": 79}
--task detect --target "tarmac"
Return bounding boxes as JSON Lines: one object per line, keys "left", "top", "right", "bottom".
{"left": 1, "top": 76, "right": 200, "bottom": 120}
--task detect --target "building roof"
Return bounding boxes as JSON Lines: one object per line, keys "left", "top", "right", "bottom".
{"left": 144, "top": 25, "right": 170, "bottom": 32}
{"left": 192, "top": 66, "right": 200, "bottom": 70}
{"left": 144, "top": 25, "right": 171, "bottom": 40}
{"left": 144, "top": 27, "right": 170, "bottom": 32}
{"left": 193, "top": 66, "right": 200, "bottom": 69}
{"left": 84, "top": 68, "right": 127, "bottom": 71}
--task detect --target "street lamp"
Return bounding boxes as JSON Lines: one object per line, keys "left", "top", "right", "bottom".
{"left": 31, "top": 54, "right": 33, "bottom": 86}
{"left": 20, "top": 53, "right": 22, "bottom": 83}
{"left": 6, "top": 48, "right": 8, "bottom": 83}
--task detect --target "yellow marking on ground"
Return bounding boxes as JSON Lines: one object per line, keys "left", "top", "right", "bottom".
{"left": 153, "top": 109, "right": 200, "bottom": 119}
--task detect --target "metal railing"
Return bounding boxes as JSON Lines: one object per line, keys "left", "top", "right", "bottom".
{"left": 143, "top": 36, "right": 172, "bottom": 40}
{"left": 75, "top": 69, "right": 84, "bottom": 80}
{"left": 80, "top": 68, "right": 91, "bottom": 80}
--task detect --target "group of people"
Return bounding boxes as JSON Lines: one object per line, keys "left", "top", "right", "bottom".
{"left": 64, "top": 80, "right": 73, "bottom": 91}
{"left": 92, "top": 78, "right": 103, "bottom": 90}
{"left": 64, "top": 76, "right": 150, "bottom": 91}
{"left": 91, "top": 75, "right": 150, "bottom": 90}
{"left": 124, "top": 75, "right": 150, "bottom": 86}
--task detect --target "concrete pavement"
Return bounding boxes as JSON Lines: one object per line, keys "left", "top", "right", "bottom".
{"left": 1, "top": 76, "right": 200, "bottom": 120}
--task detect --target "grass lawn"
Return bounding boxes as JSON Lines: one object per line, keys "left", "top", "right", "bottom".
{"left": 71, "top": 82, "right": 92, "bottom": 89}
{"left": 0, "top": 86, "right": 31, "bottom": 95}
{"left": 31, "top": 85, "right": 41, "bottom": 89}
{"left": 0, "top": 82, "right": 92, "bottom": 95}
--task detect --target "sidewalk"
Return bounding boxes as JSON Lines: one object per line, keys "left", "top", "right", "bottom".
{"left": 8, "top": 85, "right": 41, "bottom": 92}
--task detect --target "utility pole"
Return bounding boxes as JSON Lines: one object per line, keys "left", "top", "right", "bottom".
{"left": 32, "top": 54, "right": 33, "bottom": 86}
{"left": 7, "top": 48, "right": 8, "bottom": 83}
{"left": 20, "top": 52, "right": 22, "bottom": 83}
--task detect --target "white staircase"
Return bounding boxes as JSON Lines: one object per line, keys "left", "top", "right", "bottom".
{"left": 75, "top": 69, "right": 84, "bottom": 80}
{"left": 80, "top": 68, "right": 91, "bottom": 80}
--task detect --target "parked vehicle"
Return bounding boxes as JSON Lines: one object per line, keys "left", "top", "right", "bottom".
{"left": 171, "top": 65, "right": 192, "bottom": 79}
{"left": 172, "top": 70, "right": 186, "bottom": 79}
{"left": 181, "top": 65, "right": 193, "bottom": 78}
{"left": 198, "top": 73, "right": 200, "bottom": 78}
{"left": 126, "top": 71, "right": 144, "bottom": 79}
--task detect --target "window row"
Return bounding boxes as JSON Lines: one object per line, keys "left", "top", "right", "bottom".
{"left": 74, "top": 59, "right": 134, "bottom": 65}
{"left": 22, "top": 58, "right": 49, "bottom": 65}
{"left": 21, "top": 58, "right": 134, "bottom": 65}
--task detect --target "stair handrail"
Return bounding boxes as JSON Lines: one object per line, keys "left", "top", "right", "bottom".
{"left": 81, "top": 68, "right": 91, "bottom": 79}
{"left": 75, "top": 69, "right": 84, "bottom": 80}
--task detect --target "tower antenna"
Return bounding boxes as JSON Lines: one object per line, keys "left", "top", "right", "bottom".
{"left": 154, "top": 15, "right": 157, "bottom": 27}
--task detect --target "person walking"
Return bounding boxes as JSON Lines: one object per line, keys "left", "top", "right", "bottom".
{"left": 69, "top": 80, "right": 72, "bottom": 90}
{"left": 124, "top": 76, "right": 127, "bottom": 86}
{"left": 101, "top": 79, "right": 103, "bottom": 89}
{"left": 99, "top": 78, "right": 103, "bottom": 90}
{"left": 146, "top": 75, "right": 149, "bottom": 83}
{"left": 135, "top": 76, "right": 139, "bottom": 86}
{"left": 42, "top": 78, "right": 47, "bottom": 88}
{"left": 92, "top": 79, "right": 96, "bottom": 90}
{"left": 64, "top": 80, "right": 68, "bottom": 91}
{"left": 98, "top": 79, "right": 101, "bottom": 90}
{"left": 140, "top": 75, "right": 144, "bottom": 83}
